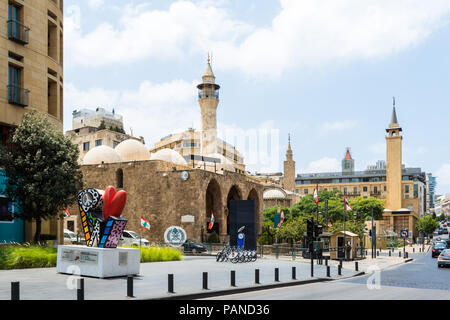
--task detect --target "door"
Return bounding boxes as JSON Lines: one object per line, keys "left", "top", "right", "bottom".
{"left": 337, "top": 236, "right": 345, "bottom": 259}
{"left": 228, "top": 200, "right": 257, "bottom": 250}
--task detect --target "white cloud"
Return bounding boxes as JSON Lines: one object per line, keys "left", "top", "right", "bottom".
{"left": 436, "top": 164, "right": 450, "bottom": 187}
{"left": 320, "top": 120, "right": 357, "bottom": 136}
{"left": 66, "top": 0, "right": 450, "bottom": 77}
{"left": 300, "top": 157, "right": 341, "bottom": 173}
{"left": 64, "top": 80, "right": 200, "bottom": 147}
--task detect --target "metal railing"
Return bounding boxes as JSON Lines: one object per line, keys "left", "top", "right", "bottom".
{"left": 7, "top": 85, "right": 29, "bottom": 107}
{"left": 7, "top": 20, "right": 30, "bottom": 44}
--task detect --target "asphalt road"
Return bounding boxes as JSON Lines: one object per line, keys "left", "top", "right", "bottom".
{"left": 204, "top": 235, "right": 450, "bottom": 300}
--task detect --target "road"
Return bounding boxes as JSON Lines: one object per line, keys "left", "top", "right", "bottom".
{"left": 204, "top": 234, "right": 450, "bottom": 300}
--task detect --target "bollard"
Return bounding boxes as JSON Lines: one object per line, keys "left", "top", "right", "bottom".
{"left": 292, "top": 266, "right": 296, "bottom": 280}
{"left": 338, "top": 265, "right": 342, "bottom": 276}
{"left": 339, "top": 259, "right": 343, "bottom": 268}
{"left": 325, "top": 257, "right": 328, "bottom": 266}
{"left": 255, "top": 269, "right": 260, "bottom": 284}
{"left": 77, "top": 278, "right": 84, "bottom": 301}
{"left": 11, "top": 281, "right": 20, "bottom": 301}
{"left": 389, "top": 250, "right": 391, "bottom": 257}
{"left": 275, "top": 268, "right": 279, "bottom": 282}
{"left": 127, "top": 276, "right": 134, "bottom": 298}
{"left": 413, "top": 248, "right": 415, "bottom": 253}
{"left": 399, "top": 251, "right": 401, "bottom": 257}
{"left": 203, "top": 272, "right": 208, "bottom": 290}
{"left": 376, "top": 251, "right": 379, "bottom": 257}
{"left": 231, "top": 270, "right": 236, "bottom": 287}
{"left": 355, "top": 262, "right": 358, "bottom": 272}
{"left": 405, "top": 252, "right": 408, "bottom": 259}
{"left": 168, "top": 274, "right": 174, "bottom": 293}
{"left": 327, "top": 266, "right": 331, "bottom": 277}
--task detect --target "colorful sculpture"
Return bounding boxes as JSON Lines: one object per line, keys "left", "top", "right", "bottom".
{"left": 77, "top": 186, "right": 128, "bottom": 248}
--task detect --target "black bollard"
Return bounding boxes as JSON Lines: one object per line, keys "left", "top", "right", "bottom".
{"left": 292, "top": 266, "right": 296, "bottom": 280}
{"left": 168, "top": 274, "right": 174, "bottom": 293}
{"left": 231, "top": 270, "right": 236, "bottom": 287}
{"left": 127, "top": 276, "right": 134, "bottom": 297}
{"left": 325, "top": 257, "right": 328, "bottom": 266}
{"left": 338, "top": 265, "right": 342, "bottom": 276}
{"left": 203, "top": 272, "right": 208, "bottom": 290}
{"left": 77, "top": 278, "right": 84, "bottom": 301}
{"left": 413, "top": 248, "right": 415, "bottom": 253}
{"left": 399, "top": 251, "right": 401, "bottom": 257}
{"left": 355, "top": 262, "right": 358, "bottom": 272}
{"left": 327, "top": 266, "right": 331, "bottom": 277}
{"left": 376, "top": 251, "right": 379, "bottom": 257}
{"left": 11, "top": 281, "right": 19, "bottom": 301}
{"left": 405, "top": 252, "right": 409, "bottom": 259}
{"left": 255, "top": 269, "right": 260, "bottom": 284}
{"left": 275, "top": 268, "right": 279, "bottom": 282}
{"left": 389, "top": 250, "right": 391, "bottom": 257}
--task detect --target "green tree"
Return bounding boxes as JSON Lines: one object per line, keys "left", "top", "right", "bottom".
{"left": 438, "top": 213, "right": 446, "bottom": 222}
{"left": 0, "top": 111, "right": 83, "bottom": 243}
{"left": 416, "top": 215, "right": 439, "bottom": 237}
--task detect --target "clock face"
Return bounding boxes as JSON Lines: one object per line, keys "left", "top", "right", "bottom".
{"left": 181, "top": 171, "right": 189, "bottom": 181}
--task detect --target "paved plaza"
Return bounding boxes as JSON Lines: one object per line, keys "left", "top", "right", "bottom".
{"left": 0, "top": 255, "right": 358, "bottom": 300}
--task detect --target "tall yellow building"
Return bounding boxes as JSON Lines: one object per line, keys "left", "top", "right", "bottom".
{"left": 0, "top": 0, "right": 64, "bottom": 243}
{"left": 294, "top": 106, "right": 426, "bottom": 238}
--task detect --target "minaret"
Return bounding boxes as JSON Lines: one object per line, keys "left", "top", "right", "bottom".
{"left": 197, "top": 55, "right": 220, "bottom": 155}
{"left": 385, "top": 99, "right": 403, "bottom": 210}
{"left": 342, "top": 148, "right": 354, "bottom": 174}
{"left": 283, "top": 134, "right": 296, "bottom": 192}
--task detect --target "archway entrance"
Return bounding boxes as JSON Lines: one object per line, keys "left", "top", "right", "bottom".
{"left": 247, "top": 188, "right": 260, "bottom": 233}
{"left": 205, "top": 179, "right": 222, "bottom": 239}
{"left": 226, "top": 185, "right": 242, "bottom": 235}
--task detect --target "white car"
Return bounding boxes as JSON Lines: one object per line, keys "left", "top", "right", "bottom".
{"left": 119, "top": 230, "right": 150, "bottom": 247}
{"left": 64, "top": 229, "right": 78, "bottom": 244}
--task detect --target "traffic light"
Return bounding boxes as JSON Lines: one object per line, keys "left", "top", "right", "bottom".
{"left": 314, "top": 223, "right": 322, "bottom": 240}
{"left": 307, "top": 218, "right": 314, "bottom": 239}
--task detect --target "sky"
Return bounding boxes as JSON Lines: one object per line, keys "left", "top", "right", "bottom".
{"left": 64, "top": 0, "right": 450, "bottom": 195}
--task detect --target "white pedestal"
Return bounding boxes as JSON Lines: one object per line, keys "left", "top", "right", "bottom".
{"left": 56, "top": 245, "right": 140, "bottom": 278}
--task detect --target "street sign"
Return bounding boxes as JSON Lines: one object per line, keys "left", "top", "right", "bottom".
{"left": 400, "top": 229, "right": 409, "bottom": 239}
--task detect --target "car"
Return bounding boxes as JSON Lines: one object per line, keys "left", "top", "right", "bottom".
{"left": 64, "top": 229, "right": 78, "bottom": 244}
{"left": 443, "top": 228, "right": 449, "bottom": 234}
{"left": 432, "top": 242, "right": 447, "bottom": 258}
{"left": 437, "top": 249, "right": 450, "bottom": 268}
{"left": 438, "top": 229, "right": 443, "bottom": 235}
{"left": 182, "top": 239, "right": 207, "bottom": 254}
{"left": 119, "top": 230, "right": 150, "bottom": 247}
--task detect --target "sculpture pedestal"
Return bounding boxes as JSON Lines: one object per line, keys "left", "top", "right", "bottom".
{"left": 56, "top": 245, "right": 140, "bottom": 278}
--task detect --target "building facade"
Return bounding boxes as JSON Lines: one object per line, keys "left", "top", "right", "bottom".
{"left": 0, "top": 0, "right": 64, "bottom": 243}
{"left": 295, "top": 107, "right": 426, "bottom": 238}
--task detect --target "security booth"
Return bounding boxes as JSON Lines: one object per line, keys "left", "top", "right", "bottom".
{"left": 330, "top": 231, "right": 359, "bottom": 261}
{"left": 319, "top": 232, "right": 332, "bottom": 259}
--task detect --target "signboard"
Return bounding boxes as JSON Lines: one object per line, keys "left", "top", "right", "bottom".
{"left": 61, "top": 249, "right": 99, "bottom": 265}
{"left": 164, "top": 226, "right": 187, "bottom": 247}
{"left": 181, "top": 215, "right": 195, "bottom": 223}
{"left": 237, "top": 232, "right": 245, "bottom": 249}
{"left": 400, "top": 229, "right": 409, "bottom": 239}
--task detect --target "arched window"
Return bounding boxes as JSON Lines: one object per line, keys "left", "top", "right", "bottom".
{"left": 116, "top": 169, "right": 123, "bottom": 188}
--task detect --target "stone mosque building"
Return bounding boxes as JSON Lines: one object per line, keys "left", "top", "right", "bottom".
{"left": 67, "top": 60, "right": 279, "bottom": 243}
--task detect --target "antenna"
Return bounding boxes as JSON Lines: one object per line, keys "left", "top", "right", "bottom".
{"left": 393, "top": 96, "right": 396, "bottom": 107}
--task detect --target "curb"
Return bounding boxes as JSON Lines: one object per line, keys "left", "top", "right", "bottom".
{"left": 151, "top": 271, "right": 365, "bottom": 300}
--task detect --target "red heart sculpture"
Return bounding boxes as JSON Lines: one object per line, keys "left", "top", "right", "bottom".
{"left": 102, "top": 186, "right": 127, "bottom": 220}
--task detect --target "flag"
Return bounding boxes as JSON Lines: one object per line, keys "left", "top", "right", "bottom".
{"left": 63, "top": 209, "right": 70, "bottom": 218}
{"left": 313, "top": 187, "right": 319, "bottom": 205}
{"left": 344, "top": 197, "right": 352, "bottom": 211}
{"left": 208, "top": 212, "right": 215, "bottom": 230}
{"left": 277, "top": 210, "right": 284, "bottom": 228}
{"left": 140, "top": 216, "right": 151, "bottom": 230}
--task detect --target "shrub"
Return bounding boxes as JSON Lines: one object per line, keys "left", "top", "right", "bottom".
{"left": 0, "top": 245, "right": 57, "bottom": 270}
{"left": 206, "top": 231, "right": 220, "bottom": 243}
{"left": 137, "top": 246, "right": 182, "bottom": 263}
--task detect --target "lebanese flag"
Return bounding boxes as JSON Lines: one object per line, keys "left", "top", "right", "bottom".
{"left": 208, "top": 212, "right": 215, "bottom": 230}
{"left": 313, "top": 187, "right": 319, "bottom": 205}
{"left": 140, "top": 216, "right": 151, "bottom": 230}
{"left": 277, "top": 210, "right": 284, "bottom": 228}
{"left": 344, "top": 197, "right": 352, "bottom": 211}
{"left": 63, "top": 209, "right": 70, "bottom": 218}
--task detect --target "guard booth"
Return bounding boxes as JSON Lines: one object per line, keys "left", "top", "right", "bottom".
{"left": 330, "top": 231, "right": 359, "bottom": 260}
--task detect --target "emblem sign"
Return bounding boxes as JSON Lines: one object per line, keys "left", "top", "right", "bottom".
{"left": 164, "top": 226, "right": 187, "bottom": 247}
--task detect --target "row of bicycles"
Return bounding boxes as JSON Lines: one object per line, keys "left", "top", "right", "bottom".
{"left": 216, "top": 246, "right": 257, "bottom": 263}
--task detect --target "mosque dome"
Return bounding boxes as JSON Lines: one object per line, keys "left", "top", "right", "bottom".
{"left": 263, "top": 189, "right": 287, "bottom": 200}
{"left": 115, "top": 139, "right": 150, "bottom": 161}
{"left": 150, "top": 148, "right": 188, "bottom": 165}
{"left": 82, "top": 145, "right": 123, "bottom": 165}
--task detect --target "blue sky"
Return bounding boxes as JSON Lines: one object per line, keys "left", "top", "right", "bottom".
{"left": 64, "top": 0, "right": 450, "bottom": 194}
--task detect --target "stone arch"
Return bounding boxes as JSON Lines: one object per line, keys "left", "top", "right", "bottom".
{"left": 205, "top": 178, "right": 222, "bottom": 240}
{"left": 225, "top": 185, "right": 242, "bottom": 235}
{"left": 116, "top": 168, "right": 124, "bottom": 188}
{"left": 247, "top": 188, "right": 261, "bottom": 234}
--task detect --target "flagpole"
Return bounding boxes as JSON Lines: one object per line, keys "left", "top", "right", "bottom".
{"left": 344, "top": 196, "right": 346, "bottom": 261}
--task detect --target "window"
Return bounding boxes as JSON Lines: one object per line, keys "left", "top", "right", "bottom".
{"left": 95, "top": 139, "right": 102, "bottom": 147}
{"left": 113, "top": 141, "right": 119, "bottom": 148}
{"left": 83, "top": 142, "right": 90, "bottom": 151}
{"left": 343, "top": 187, "right": 347, "bottom": 195}
{"left": 353, "top": 187, "right": 357, "bottom": 194}
{"left": 384, "top": 186, "right": 387, "bottom": 192}
{"left": 304, "top": 189, "right": 308, "bottom": 195}
{"left": 363, "top": 186, "right": 368, "bottom": 192}
{"left": 0, "top": 197, "right": 13, "bottom": 222}
{"left": 8, "top": 64, "right": 28, "bottom": 106}
{"left": 374, "top": 186, "right": 378, "bottom": 194}
{"left": 405, "top": 185, "right": 410, "bottom": 193}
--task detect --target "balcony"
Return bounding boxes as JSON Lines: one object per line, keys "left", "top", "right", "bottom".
{"left": 198, "top": 88, "right": 219, "bottom": 99}
{"left": 8, "top": 85, "right": 30, "bottom": 107}
{"left": 7, "top": 20, "right": 30, "bottom": 45}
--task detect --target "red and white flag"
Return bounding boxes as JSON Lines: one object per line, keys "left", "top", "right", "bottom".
{"left": 313, "top": 187, "right": 319, "bottom": 205}
{"left": 344, "top": 197, "right": 352, "bottom": 211}
{"left": 277, "top": 210, "right": 284, "bottom": 228}
{"left": 208, "top": 212, "right": 215, "bottom": 230}
{"left": 140, "top": 216, "right": 151, "bottom": 230}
